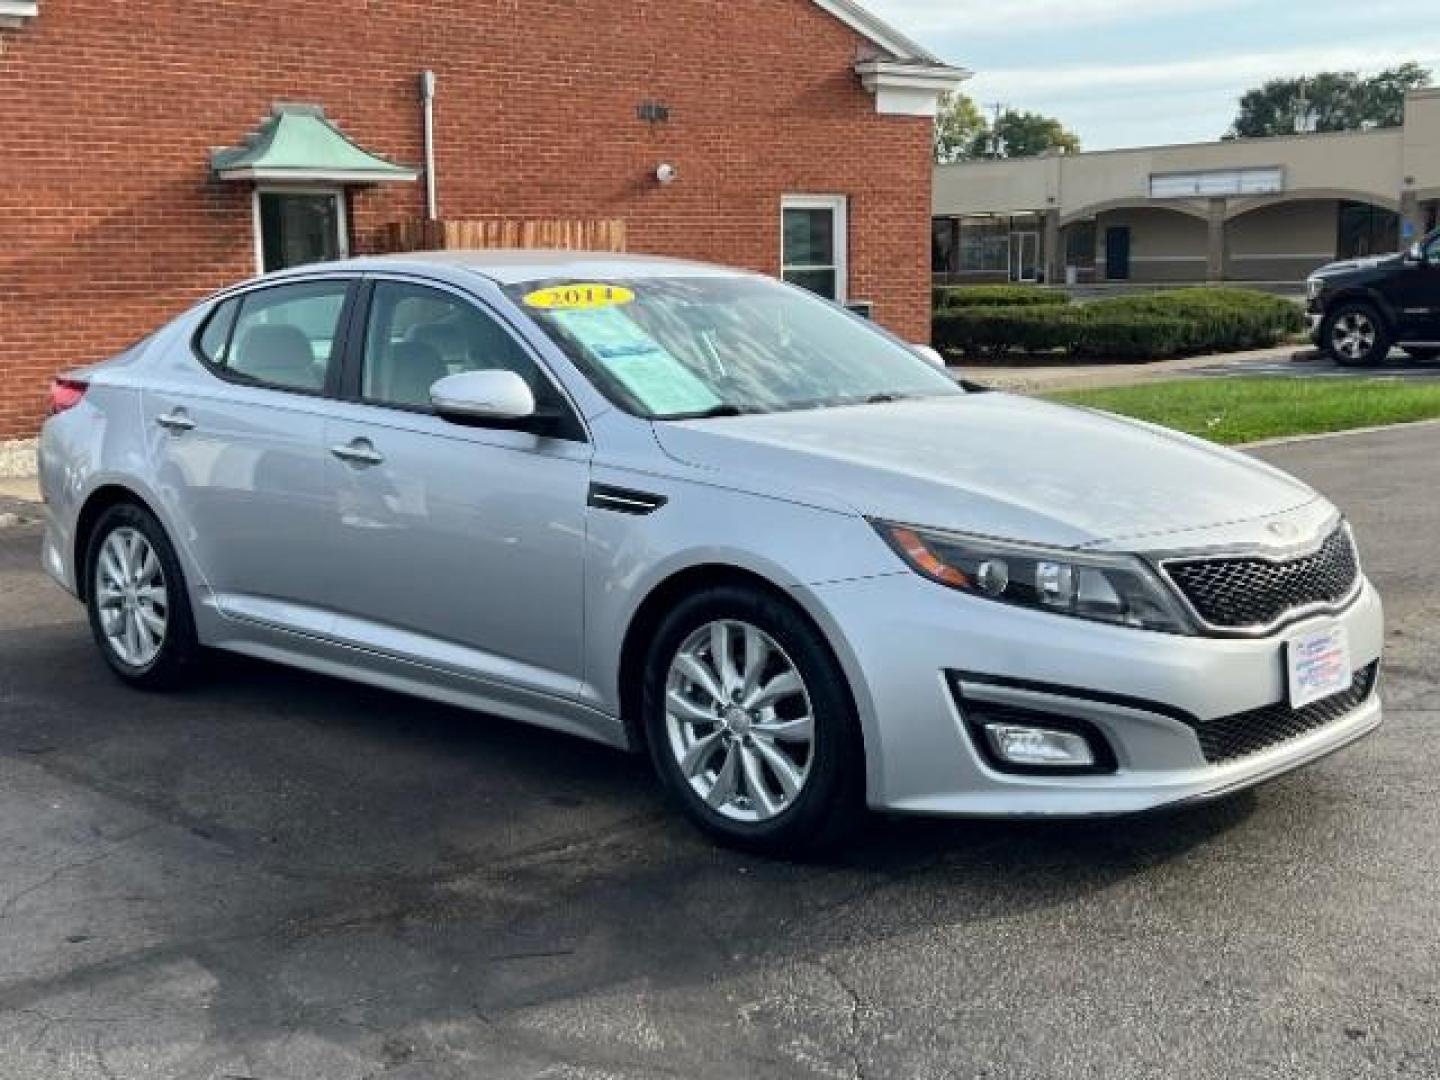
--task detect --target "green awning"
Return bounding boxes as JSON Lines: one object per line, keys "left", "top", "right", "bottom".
{"left": 211, "top": 103, "right": 418, "bottom": 184}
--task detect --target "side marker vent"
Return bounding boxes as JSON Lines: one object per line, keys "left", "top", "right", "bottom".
{"left": 588, "top": 484, "right": 667, "bottom": 516}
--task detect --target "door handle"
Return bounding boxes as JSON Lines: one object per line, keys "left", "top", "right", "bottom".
{"left": 330, "top": 439, "right": 385, "bottom": 466}
{"left": 156, "top": 410, "right": 196, "bottom": 433}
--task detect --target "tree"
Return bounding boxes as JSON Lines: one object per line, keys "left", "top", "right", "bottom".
{"left": 1363, "top": 62, "right": 1433, "bottom": 128}
{"left": 933, "top": 94, "right": 1081, "bottom": 163}
{"left": 933, "top": 92, "right": 987, "bottom": 164}
{"left": 1228, "top": 63, "right": 1431, "bottom": 138}
{"left": 977, "top": 110, "right": 1082, "bottom": 159}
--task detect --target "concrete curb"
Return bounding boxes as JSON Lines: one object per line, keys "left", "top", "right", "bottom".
{"left": 1238, "top": 416, "right": 1440, "bottom": 450}
{"left": 0, "top": 496, "right": 42, "bottom": 528}
{"left": 967, "top": 344, "right": 1303, "bottom": 394}
{"left": 0, "top": 478, "right": 41, "bottom": 504}
{"left": 0, "top": 437, "right": 38, "bottom": 481}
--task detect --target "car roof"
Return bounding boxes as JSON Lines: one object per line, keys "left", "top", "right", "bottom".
{"left": 265, "top": 250, "right": 752, "bottom": 287}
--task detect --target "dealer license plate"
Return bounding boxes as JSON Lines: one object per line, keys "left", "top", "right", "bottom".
{"left": 1287, "top": 624, "right": 1352, "bottom": 709}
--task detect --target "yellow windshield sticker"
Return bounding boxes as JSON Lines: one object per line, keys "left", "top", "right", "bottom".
{"left": 524, "top": 283, "right": 635, "bottom": 311}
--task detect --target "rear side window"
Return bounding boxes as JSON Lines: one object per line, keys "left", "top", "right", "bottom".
{"left": 196, "top": 298, "right": 239, "bottom": 365}
{"left": 201, "top": 281, "right": 350, "bottom": 394}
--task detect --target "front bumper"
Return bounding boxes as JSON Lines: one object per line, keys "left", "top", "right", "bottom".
{"left": 808, "top": 571, "right": 1384, "bottom": 817}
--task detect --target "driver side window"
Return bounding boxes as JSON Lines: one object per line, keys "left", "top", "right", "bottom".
{"left": 361, "top": 282, "right": 561, "bottom": 411}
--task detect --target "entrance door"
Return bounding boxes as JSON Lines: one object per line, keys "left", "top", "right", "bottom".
{"left": 1012, "top": 232, "right": 1040, "bottom": 283}
{"left": 256, "top": 189, "right": 349, "bottom": 274}
{"left": 1105, "top": 227, "right": 1131, "bottom": 281}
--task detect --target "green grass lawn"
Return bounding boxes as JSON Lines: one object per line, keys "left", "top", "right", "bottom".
{"left": 1046, "top": 377, "right": 1440, "bottom": 445}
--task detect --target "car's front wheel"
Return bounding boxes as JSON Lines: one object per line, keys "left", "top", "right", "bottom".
{"left": 84, "top": 502, "right": 200, "bottom": 688}
{"left": 642, "top": 584, "right": 864, "bottom": 856}
{"left": 1322, "top": 302, "right": 1391, "bottom": 366}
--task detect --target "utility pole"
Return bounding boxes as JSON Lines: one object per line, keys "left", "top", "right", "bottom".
{"left": 1294, "top": 77, "right": 1316, "bottom": 134}
{"left": 985, "top": 101, "right": 1009, "bottom": 158}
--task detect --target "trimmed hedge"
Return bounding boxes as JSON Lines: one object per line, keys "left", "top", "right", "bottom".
{"left": 933, "top": 285, "right": 1070, "bottom": 310}
{"left": 934, "top": 306, "right": 1191, "bottom": 361}
{"left": 933, "top": 287, "right": 1304, "bottom": 363}
{"left": 1086, "top": 289, "right": 1305, "bottom": 352}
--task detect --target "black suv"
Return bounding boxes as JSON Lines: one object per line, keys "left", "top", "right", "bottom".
{"left": 1308, "top": 229, "right": 1440, "bottom": 365}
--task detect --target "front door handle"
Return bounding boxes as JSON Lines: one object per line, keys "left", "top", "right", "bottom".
{"left": 156, "top": 410, "right": 196, "bottom": 433}
{"left": 330, "top": 439, "right": 385, "bottom": 467}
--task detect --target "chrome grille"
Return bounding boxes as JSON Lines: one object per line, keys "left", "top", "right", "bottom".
{"left": 1186, "top": 663, "right": 1379, "bottom": 765}
{"left": 1164, "top": 526, "right": 1359, "bottom": 631}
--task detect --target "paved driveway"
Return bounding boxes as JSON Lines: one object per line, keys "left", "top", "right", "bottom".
{"left": 0, "top": 426, "right": 1437, "bottom": 1079}
{"left": 1191, "top": 348, "right": 1440, "bottom": 380}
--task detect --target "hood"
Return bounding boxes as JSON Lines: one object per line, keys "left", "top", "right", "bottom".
{"left": 653, "top": 394, "right": 1318, "bottom": 548}
{"left": 1311, "top": 252, "right": 1403, "bottom": 278}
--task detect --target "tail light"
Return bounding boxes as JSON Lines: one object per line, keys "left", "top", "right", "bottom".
{"left": 48, "top": 378, "right": 88, "bottom": 416}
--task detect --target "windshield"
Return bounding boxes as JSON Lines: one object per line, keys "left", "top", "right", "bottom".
{"left": 505, "top": 275, "right": 961, "bottom": 419}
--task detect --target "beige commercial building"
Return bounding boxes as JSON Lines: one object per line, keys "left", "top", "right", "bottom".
{"left": 933, "top": 88, "right": 1440, "bottom": 286}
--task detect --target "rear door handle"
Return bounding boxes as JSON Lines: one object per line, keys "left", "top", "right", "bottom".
{"left": 156, "top": 410, "right": 196, "bottom": 433}
{"left": 330, "top": 439, "right": 385, "bottom": 467}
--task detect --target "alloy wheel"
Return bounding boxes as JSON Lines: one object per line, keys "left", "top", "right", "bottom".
{"left": 1331, "top": 311, "right": 1376, "bottom": 362}
{"left": 95, "top": 527, "right": 169, "bottom": 668}
{"left": 663, "top": 619, "right": 815, "bottom": 823}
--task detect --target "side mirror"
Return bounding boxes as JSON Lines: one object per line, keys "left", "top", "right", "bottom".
{"left": 913, "top": 344, "right": 947, "bottom": 370}
{"left": 430, "top": 370, "right": 536, "bottom": 424}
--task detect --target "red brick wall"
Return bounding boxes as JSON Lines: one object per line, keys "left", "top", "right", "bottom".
{"left": 0, "top": 1, "right": 934, "bottom": 439}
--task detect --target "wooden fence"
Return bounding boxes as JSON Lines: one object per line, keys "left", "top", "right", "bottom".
{"left": 378, "top": 218, "right": 627, "bottom": 254}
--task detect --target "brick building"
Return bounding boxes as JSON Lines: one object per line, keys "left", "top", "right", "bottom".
{"left": 0, "top": 0, "right": 965, "bottom": 440}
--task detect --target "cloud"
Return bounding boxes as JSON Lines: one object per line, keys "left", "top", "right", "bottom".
{"left": 860, "top": 0, "right": 1246, "bottom": 37}
{"left": 958, "top": 39, "right": 1440, "bottom": 148}
{"left": 969, "top": 41, "right": 1440, "bottom": 100}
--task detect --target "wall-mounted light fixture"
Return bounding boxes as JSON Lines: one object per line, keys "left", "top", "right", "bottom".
{"left": 655, "top": 163, "right": 679, "bottom": 186}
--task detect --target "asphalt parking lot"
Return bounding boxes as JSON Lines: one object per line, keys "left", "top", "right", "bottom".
{"left": 1, "top": 425, "right": 1437, "bottom": 1080}
{"left": 1193, "top": 348, "right": 1440, "bottom": 380}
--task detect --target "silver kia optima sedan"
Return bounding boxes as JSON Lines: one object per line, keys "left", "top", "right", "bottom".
{"left": 39, "top": 252, "right": 1383, "bottom": 853}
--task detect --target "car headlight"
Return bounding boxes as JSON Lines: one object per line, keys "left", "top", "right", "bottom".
{"left": 1306, "top": 276, "right": 1326, "bottom": 301}
{"left": 874, "top": 521, "right": 1194, "bottom": 635}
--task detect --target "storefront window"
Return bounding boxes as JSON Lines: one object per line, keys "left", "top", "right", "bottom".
{"left": 1065, "top": 221, "right": 1096, "bottom": 269}
{"left": 957, "top": 217, "right": 1009, "bottom": 274}
{"left": 1337, "top": 201, "right": 1399, "bottom": 259}
{"left": 932, "top": 218, "right": 958, "bottom": 274}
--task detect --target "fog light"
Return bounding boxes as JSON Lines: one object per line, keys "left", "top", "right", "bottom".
{"left": 984, "top": 724, "right": 1096, "bottom": 768}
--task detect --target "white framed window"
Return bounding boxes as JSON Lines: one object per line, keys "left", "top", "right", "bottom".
{"left": 0, "top": 2, "right": 40, "bottom": 26}
{"left": 782, "top": 195, "right": 848, "bottom": 303}
{"left": 251, "top": 187, "right": 350, "bottom": 274}
{"left": 1150, "top": 167, "right": 1284, "bottom": 199}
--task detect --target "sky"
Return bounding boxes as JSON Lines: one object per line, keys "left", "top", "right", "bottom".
{"left": 860, "top": 0, "right": 1440, "bottom": 150}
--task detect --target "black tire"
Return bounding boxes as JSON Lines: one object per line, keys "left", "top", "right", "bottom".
{"left": 641, "top": 583, "right": 866, "bottom": 857}
{"left": 1403, "top": 347, "right": 1440, "bottom": 363}
{"left": 1320, "top": 301, "right": 1391, "bottom": 367}
{"left": 83, "top": 501, "right": 200, "bottom": 689}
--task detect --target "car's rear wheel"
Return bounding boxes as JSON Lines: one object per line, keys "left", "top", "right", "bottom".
{"left": 1322, "top": 302, "right": 1391, "bottom": 366}
{"left": 84, "top": 502, "right": 199, "bottom": 689}
{"left": 642, "top": 584, "right": 864, "bottom": 856}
